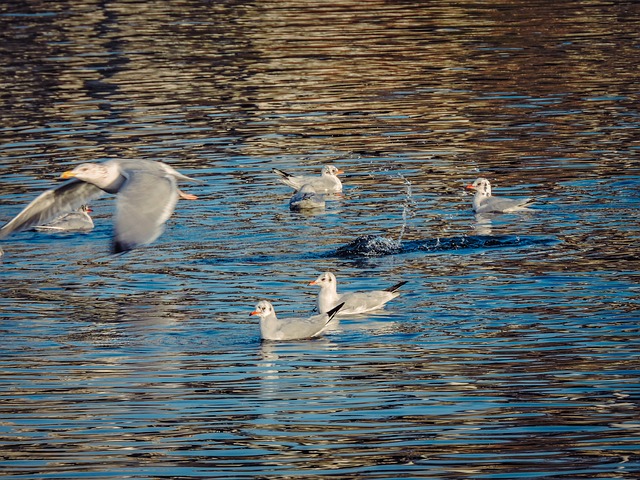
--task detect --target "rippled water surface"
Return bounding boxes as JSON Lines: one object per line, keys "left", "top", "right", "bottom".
{"left": 1, "top": 0, "right": 639, "bottom": 478}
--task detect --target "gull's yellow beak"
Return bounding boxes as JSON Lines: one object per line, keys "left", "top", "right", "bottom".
{"left": 60, "top": 171, "right": 76, "bottom": 179}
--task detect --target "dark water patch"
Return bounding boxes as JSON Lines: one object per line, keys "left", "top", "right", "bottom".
{"left": 334, "top": 234, "right": 557, "bottom": 258}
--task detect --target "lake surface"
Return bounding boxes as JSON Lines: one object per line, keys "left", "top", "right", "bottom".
{"left": 1, "top": 0, "right": 639, "bottom": 478}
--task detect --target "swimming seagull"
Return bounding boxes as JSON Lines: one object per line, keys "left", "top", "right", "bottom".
{"left": 250, "top": 300, "right": 345, "bottom": 341}
{"left": 273, "top": 165, "right": 343, "bottom": 193}
{"left": 34, "top": 205, "right": 94, "bottom": 232}
{"left": 465, "top": 177, "right": 534, "bottom": 213}
{"left": 309, "top": 271, "right": 408, "bottom": 315}
{"left": 0, "top": 159, "right": 202, "bottom": 254}
{"left": 289, "top": 184, "right": 326, "bottom": 211}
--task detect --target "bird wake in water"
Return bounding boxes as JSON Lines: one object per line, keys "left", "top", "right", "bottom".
{"left": 334, "top": 234, "right": 556, "bottom": 258}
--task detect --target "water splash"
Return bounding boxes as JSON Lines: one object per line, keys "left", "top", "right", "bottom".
{"left": 397, "top": 173, "right": 415, "bottom": 246}
{"left": 333, "top": 172, "right": 415, "bottom": 258}
{"left": 334, "top": 234, "right": 403, "bottom": 257}
{"left": 334, "top": 234, "right": 557, "bottom": 258}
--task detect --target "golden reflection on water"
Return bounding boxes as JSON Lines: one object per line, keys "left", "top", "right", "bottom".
{"left": 2, "top": 0, "right": 637, "bottom": 172}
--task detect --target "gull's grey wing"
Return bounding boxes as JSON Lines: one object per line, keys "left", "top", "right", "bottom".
{"left": 307, "top": 176, "right": 340, "bottom": 193}
{"left": 340, "top": 291, "right": 395, "bottom": 312}
{"left": 112, "top": 169, "right": 178, "bottom": 254}
{"left": 0, "top": 180, "right": 103, "bottom": 239}
{"left": 278, "top": 315, "right": 329, "bottom": 339}
{"left": 278, "top": 304, "right": 343, "bottom": 339}
{"left": 478, "top": 196, "right": 533, "bottom": 213}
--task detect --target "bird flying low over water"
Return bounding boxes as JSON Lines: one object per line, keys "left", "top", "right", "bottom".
{"left": 250, "top": 300, "right": 345, "bottom": 341}
{"left": 309, "top": 271, "right": 407, "bottom": 315}
{"left": 466, "top": 177, "right": 534, "bottom": 214}
{"left": 0, "top": 159, "right": 202, "bottom": 254}
{"left": 273, "top": 165, "right": 344, "bottom": 193}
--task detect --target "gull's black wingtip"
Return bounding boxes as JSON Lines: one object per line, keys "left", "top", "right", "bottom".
{"left": 385, "top": 280, "right": 408, "bottom": 293}
{"left": 111, "top": 240, "right": 133, "bottom": 255}
{"left": 327, "top": 302, "right": 345, "bottom": 320}
{"left": 272, "top": 168, "right": 291, "bottom": 178}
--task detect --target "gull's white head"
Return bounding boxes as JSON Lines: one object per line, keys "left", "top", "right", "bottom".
{"left": 60, "top": 162, "right": 120, "bottom": 190}
{"left": 309, "top": 271, "right": 337, "bottom": 289}
{"left": 322, "top": 165, "right": 344, "bottom": 177}
{"left": 250, "top": 300, "right": 275, "bottom": 319}
{"left": 466, "top": 177, "right": 492, "bottom": 197}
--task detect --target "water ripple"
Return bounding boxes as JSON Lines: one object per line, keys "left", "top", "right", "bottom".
{"left": 0, "top": 0, "right": 639, "bottom": 478}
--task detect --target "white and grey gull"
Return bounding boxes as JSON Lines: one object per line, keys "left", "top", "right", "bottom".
{"left": 0, "top": 159, "right": 202, "bottom": 254}
{"left": 273, "top": 165, "right": 343, "bottom": 193}
{"left": 466, "top": 177, "right": 534, "bottom": 214}
{"left": 309, "top": 271, "right": 407, "bottom": 315}
{"left": 250, "top": 300, "right": 344, "bottom": 341}
{"left": 34, "top": 205, "right": 94, "bottom": 232}
{"left": 289, "top": 184, "right": 326, "bottom": 211}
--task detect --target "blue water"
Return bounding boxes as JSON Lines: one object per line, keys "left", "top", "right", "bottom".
{"left": 1, "top": 0, "right": 639, "bottom": 478}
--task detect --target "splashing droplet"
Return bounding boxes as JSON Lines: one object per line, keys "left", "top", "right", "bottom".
{"left": 397, "top": 173, "right": 415, "bottom": 245}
